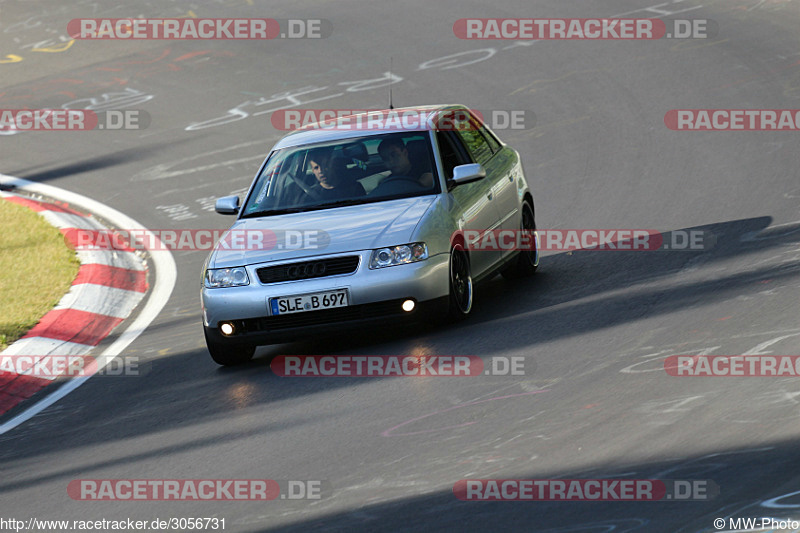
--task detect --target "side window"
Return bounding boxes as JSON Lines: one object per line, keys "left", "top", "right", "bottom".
{"left": 455, "top": 119, "right": 494, "bottom": 165}
{"left": 436, "top": 131, "right": 471, "bottom": 179}
{"left": 481, "top": 124, "right": 502, "bottom": 153}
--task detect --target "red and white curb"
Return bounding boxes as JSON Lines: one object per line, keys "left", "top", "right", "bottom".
{"left": 0, "top": 175, "right": 176, "bottom": 434}
{"left": 0, "top": 192, "right": 147, "bottom": 412}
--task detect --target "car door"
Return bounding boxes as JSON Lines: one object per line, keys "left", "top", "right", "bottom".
{"left": 458, "top": 115, "right": 520, "bottom": 237}
{"left": 482, "top": 122, "right": 523, "bottom": 260}
{"left": 435, "top": 129, "right": 502, "bottom": 277}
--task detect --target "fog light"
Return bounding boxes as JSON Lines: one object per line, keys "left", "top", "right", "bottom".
{"left": 220, "top": 322, "right": 235, "bottom": 336}
{"left": 402, "top": 300, "right": 415, "bottom": 312}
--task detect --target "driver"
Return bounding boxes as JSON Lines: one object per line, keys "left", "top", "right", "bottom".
{"left": 371, "top": 138, "right": 434, "bottom": 195}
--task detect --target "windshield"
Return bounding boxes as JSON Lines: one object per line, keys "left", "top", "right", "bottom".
{"left": 241, "top": 132, "right": 440, "bottom": 218}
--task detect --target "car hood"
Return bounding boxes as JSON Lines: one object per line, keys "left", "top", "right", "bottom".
{"left": 209, "top": 196, "right": 436, "bottom": 268}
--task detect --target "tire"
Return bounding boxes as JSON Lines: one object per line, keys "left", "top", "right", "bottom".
{"left": 448, "top": 244, "right": 473, "bottom": 320}
{"left": 501, "top": 201, "right": 539, "bottom": 279}
{"left": 204, "top": 328, "right": 255, "bottom": 366}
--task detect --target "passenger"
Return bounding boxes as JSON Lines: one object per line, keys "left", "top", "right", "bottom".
{"left": 379, "top": 138, "right": 434, "bottom": 187}
{"left": 370, "top": 138, "right": 434, "bottom": 196}
{"left": 307, "top": 149, "right": 366, "bottom": 200}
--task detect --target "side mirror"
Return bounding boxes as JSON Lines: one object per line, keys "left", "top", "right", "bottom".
{"left": 215, "top": 195, "right": 240, "bottom": 215}
{"left": 450, "top": 164, "right": 486, "bottom": 187}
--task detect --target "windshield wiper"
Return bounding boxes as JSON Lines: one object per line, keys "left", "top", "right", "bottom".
{"left": 313, "top": 198, "right": 371, "bottom": 209}
{"left": 240, "top": 207, "right": 311, "bottom": 218}
{"left": 241, "top": 199, "right": 371, "bottom": 218}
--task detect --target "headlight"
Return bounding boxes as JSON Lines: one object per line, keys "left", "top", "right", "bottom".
{"left": 205, "top": 267, "right": 250, "bottom": 288}
{"left": 369, "top": 243, "right": 428, "bottom": 269}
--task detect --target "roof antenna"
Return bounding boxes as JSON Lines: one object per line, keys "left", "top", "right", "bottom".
{"left": 389, "top": 57, "right": 394, "bottom": 110}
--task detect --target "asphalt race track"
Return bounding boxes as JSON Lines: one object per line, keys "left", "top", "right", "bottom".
{"left": 2, "top": 0, "right": 800, "bottom": 531}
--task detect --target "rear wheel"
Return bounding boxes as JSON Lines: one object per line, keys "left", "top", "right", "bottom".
{"left": 204, "top": 328, "right": 255, "bottom": 366}
{"left": 448, "top": 244, "right": 473, "bottom": 320}
{"left": 501, "top": 201, "right": 539, "bottom": 279}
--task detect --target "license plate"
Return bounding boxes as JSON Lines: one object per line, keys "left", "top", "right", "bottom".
{"left": 270, "top": 289, "right": 349, "bottom": 315}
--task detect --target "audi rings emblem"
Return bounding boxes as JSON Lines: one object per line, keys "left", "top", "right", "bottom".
{"left": 286, "top": 262, "right": 327, "bottom": 279}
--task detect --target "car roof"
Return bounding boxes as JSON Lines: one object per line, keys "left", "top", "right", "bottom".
{"left": 270, "top": 104, "right": 470, "bottom": 150}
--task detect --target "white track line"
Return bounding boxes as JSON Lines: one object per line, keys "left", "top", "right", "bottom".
{"left": 0, "top": 174, "right": 177, "bottom": 435}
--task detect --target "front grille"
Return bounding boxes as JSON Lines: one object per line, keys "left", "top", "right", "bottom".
{"left": 234, "top": 299, "right": 409, "bottom": 333}
{"left": 256, "top": 256, "right": 360, "bottom": 284}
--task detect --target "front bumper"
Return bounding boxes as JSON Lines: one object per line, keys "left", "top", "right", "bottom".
{"left": 201, "top": 250, "right": 450, "bottom": 345}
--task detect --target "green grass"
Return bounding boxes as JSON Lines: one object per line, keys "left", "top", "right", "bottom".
{"left": 0, "top": 198, "right": 80, "bottom": 352}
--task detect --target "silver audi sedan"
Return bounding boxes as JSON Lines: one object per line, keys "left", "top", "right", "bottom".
{"left": 201, "top": 105, "right": 538, "bottom": 365}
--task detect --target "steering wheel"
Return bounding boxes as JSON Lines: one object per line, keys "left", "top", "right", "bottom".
{"left": 288, "top": 171, "right": 324, "bottom": 201}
